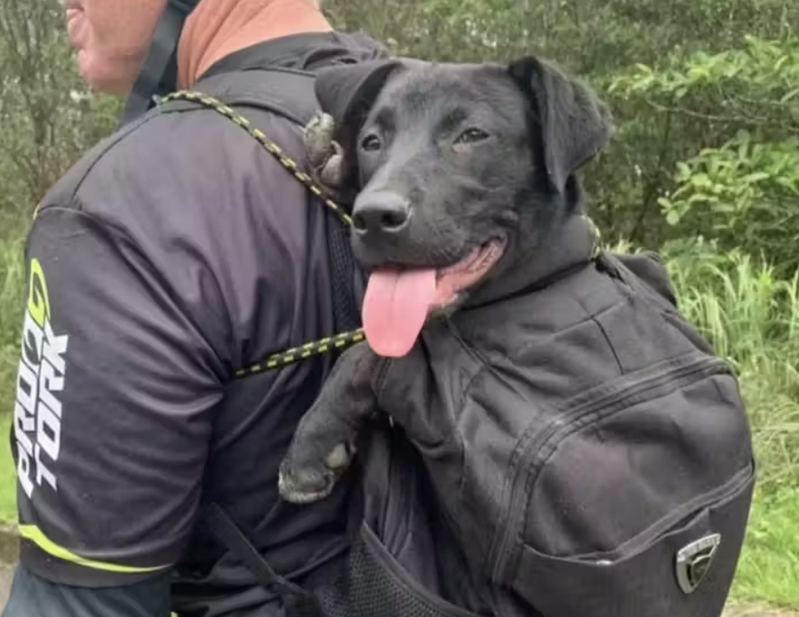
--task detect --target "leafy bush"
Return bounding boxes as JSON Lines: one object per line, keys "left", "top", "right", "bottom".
{"left": 610, "top": 35, "right": 799, "bottom": 272}
{"left": 0, "top": 0, "right": 120, "bottom": 226}
{"left": 0, "top": 234, "right": 24, "bottom": 421}
{"left": 2, "top": 0, "right": 799, "bottom": 608}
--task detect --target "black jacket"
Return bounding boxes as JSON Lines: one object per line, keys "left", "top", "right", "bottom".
{"left": 4, "top": 31, "right": 385, "bottom": 617}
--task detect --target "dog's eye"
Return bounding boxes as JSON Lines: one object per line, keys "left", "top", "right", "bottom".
{"left": 361, "top": 134, "right": 382, "bottom": 152}
{"left": 455, "top": 128, "right": 490, "bottom": 145}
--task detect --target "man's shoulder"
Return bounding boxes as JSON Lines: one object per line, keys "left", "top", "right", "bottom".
{"left": 35, "top": 78, "right": 320, "bottom": 257}
{"left": 24, "top": 72, "right": 335, "bottom": 354}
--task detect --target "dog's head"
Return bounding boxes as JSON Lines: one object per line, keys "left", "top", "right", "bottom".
{"left": 313, "top": 56, "right": 613, "bottom": 357}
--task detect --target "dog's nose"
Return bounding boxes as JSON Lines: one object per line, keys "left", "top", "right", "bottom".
{"left": 352, "top": 192, "right": 411, "bottom": 236}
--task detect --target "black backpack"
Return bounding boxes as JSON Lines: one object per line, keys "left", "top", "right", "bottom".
{"left": 159, "top": 70, "right": 755, "bottom": 617}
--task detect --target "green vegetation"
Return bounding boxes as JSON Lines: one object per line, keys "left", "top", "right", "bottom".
{"left": 0, "top": 414, "right": 16, "bottom": 526}
{"left": 0, "top": 234, "right": 24, "bottom": 439}
{"left": 734, "top": 488, "right": 799, "bottom": 608}
{"left": 0, "top": 232, "right": 23, "bottom": 526}
{"left": 1, "top": 0, "right": 798, "bottom": 611}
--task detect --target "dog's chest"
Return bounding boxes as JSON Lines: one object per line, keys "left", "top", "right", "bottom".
{"left": 373, "top": 324, "right": 483, "bottom": 443}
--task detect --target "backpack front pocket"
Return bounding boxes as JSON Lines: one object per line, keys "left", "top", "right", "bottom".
{"left": 512, "top": 461, "right": 754, "bottom": 617}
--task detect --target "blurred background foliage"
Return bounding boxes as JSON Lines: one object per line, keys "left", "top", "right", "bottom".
{"left": 1, "top": 0, "right": 798, "bottom": 608}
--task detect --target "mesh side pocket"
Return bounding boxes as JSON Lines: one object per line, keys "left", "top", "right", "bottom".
{"left": 314, "top": 523, "right": 486, "bottom": 617}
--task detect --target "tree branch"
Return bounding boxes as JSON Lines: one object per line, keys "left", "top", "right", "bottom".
{"left": 644, "top": 98, "right": 799, "bottom": 135}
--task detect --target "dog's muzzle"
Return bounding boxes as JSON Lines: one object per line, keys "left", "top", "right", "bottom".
{"left": 351, "top": 191, "right": 412, "bottom": 239}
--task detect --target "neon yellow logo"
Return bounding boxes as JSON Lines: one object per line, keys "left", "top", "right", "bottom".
{"left": 14, "top": 258, "right": 67, "bottom": 499}
{"left": 27, "top": 258, "right": 50, "bottom": 329}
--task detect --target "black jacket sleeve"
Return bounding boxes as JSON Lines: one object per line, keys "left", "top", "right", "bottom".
{"left": 12, "top": 202, "right": 225, "bottom": 588}
{"left": 6, "top": 108, "right": 265, "bottom": 592}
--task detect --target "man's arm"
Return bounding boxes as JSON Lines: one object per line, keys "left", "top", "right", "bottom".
{"left": 4, "top": 203, "right": 227, "bottom": 614}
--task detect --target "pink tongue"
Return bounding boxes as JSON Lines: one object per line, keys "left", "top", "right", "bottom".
{"left": 362, "top": 268, "right": 437, "bottom": 357}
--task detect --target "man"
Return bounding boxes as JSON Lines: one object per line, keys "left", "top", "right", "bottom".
{"left": 3, "top": 0, "right": 385, "bottom": 615}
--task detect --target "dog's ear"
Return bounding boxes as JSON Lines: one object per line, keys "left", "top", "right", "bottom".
{"left": 315, "top": 59, "right": 404, "bottom": 138}
{"left": 312, "top": 59, "right": 406, "bottom": 188}
{"left": 508, "top": 56, "right": 614, "bottom": 193}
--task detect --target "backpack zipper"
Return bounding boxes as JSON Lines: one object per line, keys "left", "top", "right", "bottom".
{"left": 489, "top": 353, "right": 733, "bottom": 584}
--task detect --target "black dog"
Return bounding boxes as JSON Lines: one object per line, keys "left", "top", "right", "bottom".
{"left": 278, "top": 55, "right": 613, "bottom": 504}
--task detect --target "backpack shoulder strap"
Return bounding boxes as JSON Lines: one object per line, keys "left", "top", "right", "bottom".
{"left": 159, "top": 66, "right": 323, "bottom": 125}
{"left": 153, "top": 69, "right": 366, "bottom": 611}
{"left": 201, "top": 502, "right": 327, "bottom": 616}
{"left": 157, "top": 67, "right": 365, "bottom": 359}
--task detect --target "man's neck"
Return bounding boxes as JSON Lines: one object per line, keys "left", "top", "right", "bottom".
{"left": 177, "top": 0, "right": 332, "bottom": 88}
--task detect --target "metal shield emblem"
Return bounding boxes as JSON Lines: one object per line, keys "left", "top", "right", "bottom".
{"left": 675, "top": 533, "right": 722, "bottom": 594}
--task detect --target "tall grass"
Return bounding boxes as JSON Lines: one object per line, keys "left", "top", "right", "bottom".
{"left": 0, "top": 236, "right": 25, "bottom": 339}
{"left": 0, "top": 233, "right": 24, "bottom": 417}
{"left": 0, "top": 232, "right": 25, "bottom": 526}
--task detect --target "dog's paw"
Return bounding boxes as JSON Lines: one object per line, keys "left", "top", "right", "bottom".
{"left": 304, "top": 111, "right": 346, "bottom": 192}
{"left": 304, "top": 111, "right": 337, "bottom": 168}
{"left": 278, "top": 443, "right": 355, "bottom": 504}
{"left": 317, "top": 141, "right": 345, "bottom": 188}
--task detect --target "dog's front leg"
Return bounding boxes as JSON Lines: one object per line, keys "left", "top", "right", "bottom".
{"left": 278, "top": 342, "right": 381, "bottom": 504}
